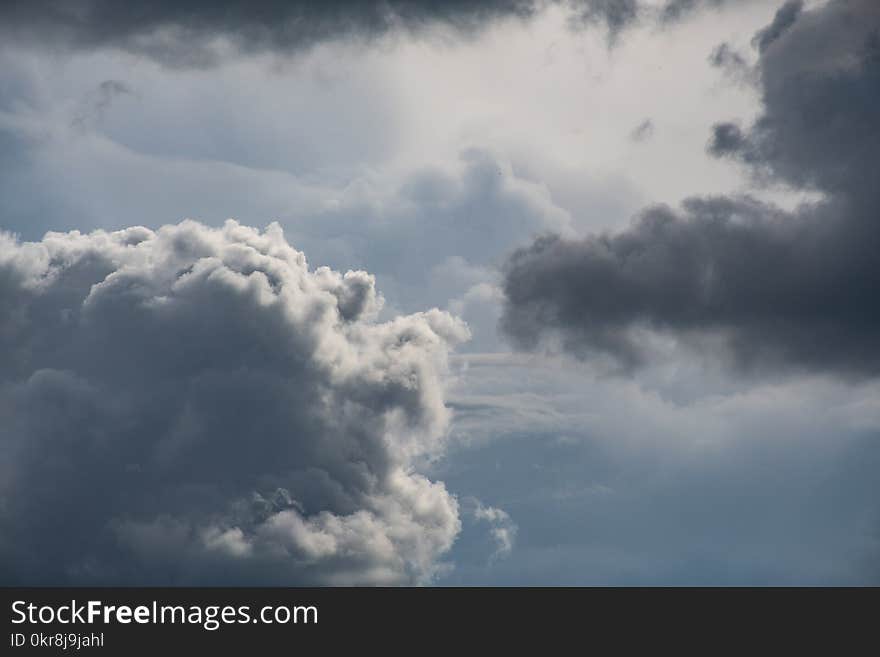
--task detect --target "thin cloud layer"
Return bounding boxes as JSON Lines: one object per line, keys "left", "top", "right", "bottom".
{"left": 0, "top": 220, "right": 469, "bottom": 584}
{"left": 501, "top": 0, "right": 880, "bottom": 377}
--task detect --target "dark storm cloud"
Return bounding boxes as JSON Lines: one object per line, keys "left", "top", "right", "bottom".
{"left": 0, "top": 221, "right": 469, "bottom": 584}
{"left": 0, "top": 1, "right": 530, "bottom": 66}
{"left": 752, "top": 0, "right": 802, "bottom": 53}
{"left": 501, "top": 0, "right": 880, "bottom": 376}
{"left": 715, "top": 0, "right": 880, "bottom": 193}
{"left": 0, "top": 0, "right": 540, "bottom": 66}
{"left": 657, "top": 0, "right": 734, "bottom": 24}
{"left": 0, "top": 1, "right": 746, "bottom": 66}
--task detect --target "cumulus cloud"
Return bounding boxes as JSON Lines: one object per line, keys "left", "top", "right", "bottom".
{"left": 501, "top": 0, "right": 880, "bottom": 377}
{"left": 0, "top": 1, "right": 751, "bottom": 66}
{"left": 471, "top": 502, "right": 518, "bottom": 560}
{"left": 0, "top": 220, "right": 471, "bottom": 584}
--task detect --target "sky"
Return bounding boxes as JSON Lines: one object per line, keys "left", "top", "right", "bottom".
{"left": 1, "top": 0, "right": 879, "bottom": 585}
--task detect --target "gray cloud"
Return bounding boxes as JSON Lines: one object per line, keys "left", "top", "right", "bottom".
{"left": 0, "top": 1, "right": 558, "bottom": 67}
{"left": 707, "top": 121, "right": 746, "bottom": 157}
{"left": 708, "top": 42, "right": 754, "bottom": 85}
{"left": 714, "top": 0, "right": 880, "bottom": 194}
{"left": 0, "top": 1, "right": 545, "bottom": 66}
{"left": 629, "top": 118, "right": 654, "bottom": 142}
{"left": 657, "top": 0, "right": 734, "bottom": 24}
{"left": 501, "top": 0, "right": 880, "bottom": 377}
{"left": 568, "top": 0, "right": 639, "bottom": 39}
{"left": 752, "top": 0, "right": 802, "bottom": 54}
{"left": 0, "top": 1, "right": 749, "bottom": 66}
{"left": 0, "top": 220, "right": 470, "bottom": 584}
{"left": 72, "top": 80, "right": 133, "bottom": 130}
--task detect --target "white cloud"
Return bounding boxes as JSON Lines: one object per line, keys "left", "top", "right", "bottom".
{"left": 472, "top": 501, "right": 518, "bottom": 560}
{"left": 0, "top": 219, "right": 469, "bottom": 584}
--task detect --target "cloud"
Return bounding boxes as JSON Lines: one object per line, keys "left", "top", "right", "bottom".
{"left": 708, "top": 42, "right": 753, "bottom": 85}
{"left": 629, "top": 118, "right": 654, "bottom": 142}
{"left": 438, "top": 495, "right": 518, "bottom": 567}
{"left": 471, "top": 500, "right": 518, "bottom": 559}
{"left": 500, "top": 0, "right": 880, "bottom": 377}
{"left": 290, "top": 149, "right": 573, "bottom": 307}
{"left": 567, "top": 0, "right": 639, "bottom": 40}
{"left": 72, "top": 80, "right": 134, "bottom": 130}
{"left": 656, "top": 0, "right": 737, "bottom": 24}
{"left": 0, "top": 1, "right": 538, "bottom": 67}
{"left": 0, "top": 1, "right": 752, "bottom": 66}
{"left": 0, "top": 220, "right": 471, "bottom": 584}
{"left": 435, "top": 353, "right": 880, "bottom": 585}
{"left": 1, "top": 103, "right": 573, "bottom": 346}
{"left": 751, "top": 0, "right": 802, "bottom": 54}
